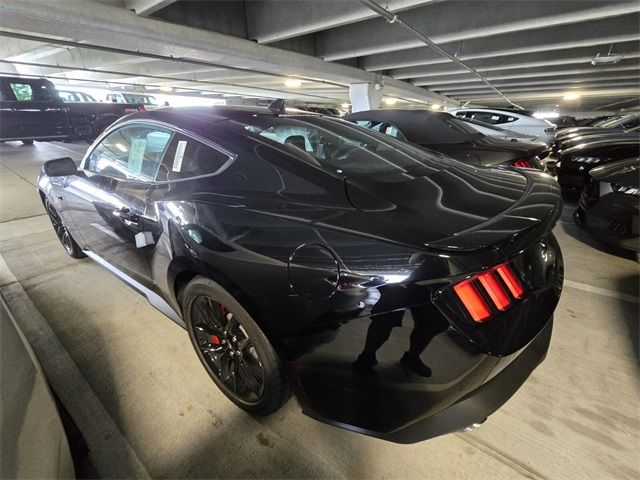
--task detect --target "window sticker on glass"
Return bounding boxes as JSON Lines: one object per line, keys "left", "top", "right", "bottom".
{"left": 129, "top": 137, "right": 147, "bottom": 174}
{"left": 172, "top": 140, "right": 188, "bottom": 172}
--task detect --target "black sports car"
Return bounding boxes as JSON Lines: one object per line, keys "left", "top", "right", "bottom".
{"left": 345, "top": 109, "right": 549, "bottom": 169}
{"left": 575, "top": 156, "right": 639, "bottom": 252}
{"left": 552, "top": 127, "right": 640, "bottom": 157}
{"left": 552, "top": 114, "right": 639, "bottom": 154}
{"left": 37, "top": 104, "right": 564, "bottom": 443}
{"left": 557, "top": 136, "right": 640, "bottom": 192}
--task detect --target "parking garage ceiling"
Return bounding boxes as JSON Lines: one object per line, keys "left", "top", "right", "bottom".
{"left": 0, "top": 0, "right": 638, "bottom": 111}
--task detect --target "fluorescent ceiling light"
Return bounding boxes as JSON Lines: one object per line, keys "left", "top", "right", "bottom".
{"left": 563, "top": 92, "right": 581, "bottom": 101}
{"left": 159, "top": 86, "right": 173, "bottom": 92}
{"left": 383, "top": 97, "right": 398, "bottom": 105}
{"left": 431, "top": 104, "right": 441, "bottom": 110}
{"left": 284, "top": 78, "right": 302, "bottom": 88}
{"left": 341, "top": 103, "right": 350, "bottom": 109}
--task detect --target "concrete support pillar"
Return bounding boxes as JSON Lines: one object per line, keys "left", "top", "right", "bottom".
{"left": 349, "top": 82, "right": 383, "bottom": 112}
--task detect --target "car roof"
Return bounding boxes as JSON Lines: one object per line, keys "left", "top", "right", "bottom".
{"left": 111, "top": 105, "right": 323, "bottom": 138}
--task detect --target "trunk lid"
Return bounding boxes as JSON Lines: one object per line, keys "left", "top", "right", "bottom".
{"left": 343, "top": 163, "right": 561, "bottom": 256}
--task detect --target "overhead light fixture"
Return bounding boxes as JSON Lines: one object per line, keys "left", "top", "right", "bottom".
{"left": 341, "top": 103, "right": 350, "bottom": 109}
{"left": 592, "top": 44, "right": 623, "bottom": 65}
{"left": 284, "top": 78, "right": 302, "bottom": 88}
{"left": 383, "top": 97, "right": 398, "bottom": 105}
{"left": 591, "top": 53, "right": 623, "bottom": 65}
{"left": 563, "top": 92, "right": 581, "bottom": 101}
{"left": 431, "top": 104, "right": 441, "bottom": 110}
{"left": 159, "top": 86, "right": 173, "bottom": 92}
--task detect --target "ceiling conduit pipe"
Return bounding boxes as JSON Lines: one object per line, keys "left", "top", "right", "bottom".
{"left": 358, "top": 0, "right": 525, "bottom": 109}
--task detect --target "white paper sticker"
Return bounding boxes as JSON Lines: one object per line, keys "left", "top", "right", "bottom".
{"left": 135, "top": 231, "right": 155, "bottom": 248}
{"left": 128, "top": 138, "right": 147, "bottom": 174}
{"left": 172, "top": 140, "right": 188, "bottom": 172}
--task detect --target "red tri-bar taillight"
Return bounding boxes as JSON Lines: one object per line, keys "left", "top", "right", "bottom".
{"left": 453, "top": 263, "right": 525, "bottom": 323}
{"left": 453, "top": 279, "right": 492, "bottom": 322}
{"left": 513, "top": 159, "right": 533, "bottom": 168}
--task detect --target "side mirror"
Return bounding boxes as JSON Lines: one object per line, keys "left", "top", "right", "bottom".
{"left": 43, "top": 157, "right": 78, "bottom": 177}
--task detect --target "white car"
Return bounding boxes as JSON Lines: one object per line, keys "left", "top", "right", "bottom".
{"left": 450, "top": 108, "right": 557, "bottom": 144}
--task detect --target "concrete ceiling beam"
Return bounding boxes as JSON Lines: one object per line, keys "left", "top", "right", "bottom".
{"left": 412, "top": 61, "right": 640, "bottom": 86}
{"left": 389, "top": 43, "right": 640, "bottom": 79}
{"left": 123, "top": 0, "right": 177, "bottom": 16}
{"left": 359, "top": 14, "right": 640, "bottom": 71}
{"left": 0, "top": 0, "right": 445, "bottom": 104}
{"left": 317, "top": 0, "right": 640, "bottom": 61}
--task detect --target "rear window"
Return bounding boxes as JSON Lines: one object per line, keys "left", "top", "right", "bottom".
{"left": 223, "top": 115, "right": 451, "bottom": 178}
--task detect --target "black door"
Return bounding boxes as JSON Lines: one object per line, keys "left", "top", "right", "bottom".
{"left": 63, "top": 123, "right": 172, "bottom": 288}
{"left": 0, "top": 78, "right": 71, "bottom": 140}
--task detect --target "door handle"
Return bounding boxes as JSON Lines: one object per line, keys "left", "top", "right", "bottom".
{"left": 113, "top": 207, "right": 139, "bottom": 226}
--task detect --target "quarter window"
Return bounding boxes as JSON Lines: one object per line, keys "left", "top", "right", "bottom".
{"left": 86, "top": 125, "right": 172, "bottom": 181}
{"left": 157, "top": 134, "right": 233, "bottom": 181}
{"left": 384, "top": 123, "right": 407, "bottom": 141}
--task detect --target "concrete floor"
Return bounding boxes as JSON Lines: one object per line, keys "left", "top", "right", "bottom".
{"left": 1, "top": 140, "right": 638, "bottom": 479}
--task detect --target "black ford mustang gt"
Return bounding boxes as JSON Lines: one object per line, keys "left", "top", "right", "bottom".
{"left": 37, "top": 105, "right": 563, "bottom": 443}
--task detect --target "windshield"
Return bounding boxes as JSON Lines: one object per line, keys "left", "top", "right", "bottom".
{"left": 226, "top": 115, "right": 453, "bottom": 177}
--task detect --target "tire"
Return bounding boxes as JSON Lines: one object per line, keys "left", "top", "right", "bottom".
{"left": 21, "top": 139, "right": 34, "bottom": 145}
{"left": 44, "top": 197, "right": 86, "bottom": 259}
{"left": 183, "top": 275, "right": 290, "bottom": 415}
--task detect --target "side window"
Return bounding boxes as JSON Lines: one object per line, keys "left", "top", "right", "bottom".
{"left": 157, "top": 134, "right": 233, "bottom": 181}
{"left": 471, "top": 112, "right": 503, "bottom": 125}
{"left": 86, "top": 125, "right": 172, "bottom": 181}
{"left": 7, "top": 81, "right": 53, "bottom": 102}
{"left": 10, "top": 83, "right": 33, "bottom": 101}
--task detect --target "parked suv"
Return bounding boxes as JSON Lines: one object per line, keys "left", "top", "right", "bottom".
{"left": 450, "top": 108, "right": 557, "bottom": 144}
{"left": 0, "top": 76, "right": 145, "bottom": 143}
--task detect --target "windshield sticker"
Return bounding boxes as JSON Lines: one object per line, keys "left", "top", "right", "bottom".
{"left": 128, "top": 138, "right": 147, "bottom": 174}
{"left": 172, "top": 140, "right": 187, "bottom": 172}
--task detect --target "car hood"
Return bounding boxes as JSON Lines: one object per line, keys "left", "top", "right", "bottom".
{"left": 339, "top": 162, "right": 561, "bottom": 255}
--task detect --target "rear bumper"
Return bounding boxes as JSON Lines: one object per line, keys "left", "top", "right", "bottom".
{"left": 298, "top": 317, "right": 553, "bottom": 443}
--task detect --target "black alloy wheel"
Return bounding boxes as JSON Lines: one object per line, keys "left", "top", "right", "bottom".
{"left": 45, "top": 198, "right": 85, "bottom": 258}
{"left": 183, "top": 276, "right": 290, "bottom": 415}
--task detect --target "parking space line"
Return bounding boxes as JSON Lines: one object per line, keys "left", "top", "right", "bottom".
{"left": 564, "top": 280, "right": 639, "bottom": 304}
